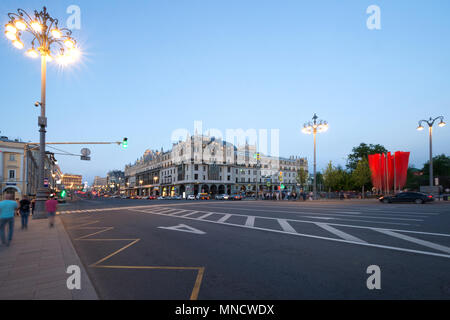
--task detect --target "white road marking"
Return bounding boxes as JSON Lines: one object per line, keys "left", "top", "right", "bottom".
{"left": 217, "top": 214, "right": 232, "bottom": 223}
{"left": 245, "top": 216, "right": 255, "bottom": 227}
{"left": 315, "top": 223, "right": 367, "bottom": 243}
{"left": 304, "top": 216, "right": 335, "bottom": 220}
{"left": 168, "top": 209, "right": 188, "bottom": 215}
{"left": 130, "top": 207, "right": 450, "bottom": 259}
{"left": 158, "top": 224, "right": 205, "bottom": 235}
{"left": 182, "top": 211, "right": 200, "bottom": 217}
{"left": 374, "top": 229, "right": 450, "bottom": 254}
{"left": 277, "top": 219, "right": 297, "bottom": 233}
{"left": 197, "top": 212, "right": 214, "bottom": 220}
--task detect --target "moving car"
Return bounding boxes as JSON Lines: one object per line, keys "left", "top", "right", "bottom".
{"left": 187, "top": 194, "right": 196, "bottom": 200}
{"left": 196, "top": 193, "right": 210, "bottom": 200}
{"left": 379, "top": 192, "right": 434, "bottom": 204}
{"left": 215, "top": 194, "right": 230, "bottom": 200}
{"left": 230, "top": 194, "right": 243, "bottom": 200}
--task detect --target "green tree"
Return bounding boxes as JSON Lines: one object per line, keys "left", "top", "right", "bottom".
{"left": 323, "top": 161, "right": 340, "bottom": 191}
{"left": 296, "top": 168, "right": 308, "bottom": 186}
{"left": 347, "top": 143, "right": 388, "bottom": 171}
{"left": 352, "top": 159, "right": 372, "bottom": 197}
{"left": 422, "top": 154, "right": 450, "bottom": 177}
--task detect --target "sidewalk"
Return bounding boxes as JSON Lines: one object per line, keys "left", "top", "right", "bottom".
{"left": 0, "top": 215, "right": 98, "bottom": 300}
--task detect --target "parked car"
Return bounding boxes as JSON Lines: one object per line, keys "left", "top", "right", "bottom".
{"left": 215, "top": 194, "right": 230, "bottom": 200}
{"left": 187, "top": 194, "right": 196, "bottom": 200}
{"left": 142, "top": 196, "right": 150, "bottom": 200}
{"left": 230, "top": 194, "right": 243, "bottom": 200}
{"left": 149, "top": 195, "right": 156, "bottom": 200}
{"left": 196, "top": 193, "right": 210, "bottom": 200}
{"left": 120, "top": 195, "right": 128, "bottom": 199}
{"left": 172, "top": 195, "right": 182, "bottom": 200}
{"left": 157, "top": 196, "right": 166, "bottom": 200}
{"left": 379, "top": 192, "right": 434, "bottom": 204}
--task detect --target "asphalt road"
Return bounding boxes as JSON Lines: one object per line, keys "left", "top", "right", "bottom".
{"left": 58, "top": 198, "right": 450, "bottom": 299}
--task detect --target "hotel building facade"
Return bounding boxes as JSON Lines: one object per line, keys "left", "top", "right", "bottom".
{"left": 124, "top": 134, "right": 308, "bottom": 197}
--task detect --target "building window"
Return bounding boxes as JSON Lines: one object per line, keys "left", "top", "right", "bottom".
{"left": 9, "top": 170, "right": 15, "bottom": 180}
{"left": 195, "top": 164, "right": 198, "bottom": 170}
{"left": 194, "top": 174, "right": 198, "bottom": 179}
{"left": 227, "top": 176, "right": 231, "bottom": 181}
{"left": 9, "top": 154, "right": 15, "bottom": 161}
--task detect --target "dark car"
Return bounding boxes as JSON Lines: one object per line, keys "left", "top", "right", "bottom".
{"left": 379, "top": 192, "right": 434, "bottom": 204}
{"left": 230, "top": 194, "right": 243, "bottom": 200}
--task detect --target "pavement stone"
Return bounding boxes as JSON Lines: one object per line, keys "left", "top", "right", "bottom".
{"left": 0, "top": 215, "right": 98, "bottom": 300}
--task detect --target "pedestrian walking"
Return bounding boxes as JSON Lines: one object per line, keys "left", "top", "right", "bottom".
{"left": 45, "top": 195, "right": 58, "bottom": 228}
{"left": 19, "top": 196, "right": 31, "bottom": 229}
{"left": 0, "top": 193, "right": 18, "bottom": 246}
{"left": 31, "top": 197, "right": 36, "bottom": 215}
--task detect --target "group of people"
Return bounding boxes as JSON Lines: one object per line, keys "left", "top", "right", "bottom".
{"left": 0, "top": 194, "right": 59, "bottom": 247}
{"left": 261, "top": 191, "right": 313, "bottom": 201}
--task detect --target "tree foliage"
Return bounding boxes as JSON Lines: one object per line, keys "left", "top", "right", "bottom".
{"left": 422, "top": 154, "right": 450, "bottom": 177}
{"left": 347, "top": 143, "right": 388, "bottom": 171}
{"left": 351, "top": 158, "right": 372, "bottom": 192}
{"left": 296, "top": 168, "right": 308, "bottom": 186}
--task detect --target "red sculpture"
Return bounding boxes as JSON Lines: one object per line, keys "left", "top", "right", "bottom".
{"left": 368, "top": 152, "right": 410, "bottom": 193}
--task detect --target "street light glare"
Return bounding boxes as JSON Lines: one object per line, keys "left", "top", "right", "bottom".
{"left": 12, "top": 39, "right": 24, "bottom": 49}
{"left": 64, "top": 38, "right": 74, "bottom": 48}
{"left": 438, "top": 121, "right": 446, "bottom": 127}
{"left": 14, "top": 19, "right": 27, "bottom": 30}
{"left": 5, "top": 30, "right": 17, "bottom": 41}
{"left": 5, "top": 23, "right": 17, "bottom": 33}
{"left": 30, "top": 21, "right": 42, "bottom": 33}
{"left": 51, "top": 28, "right": 62, "bottom": 39}
{"left": 26, "top": 48, "right": 39, "bottom": 58}
{"left": 417, "top": 126, "right": 424, "bottom": 131}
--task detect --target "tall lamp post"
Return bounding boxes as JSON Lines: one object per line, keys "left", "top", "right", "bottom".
{"left": 417, "top": 116, "right": 446, "bottom": 187}
{"left": 5, "top": 7, "right": 80, "bottom": 218}
{"left": 302, "top": 114, "right": 328, "bottom": 199}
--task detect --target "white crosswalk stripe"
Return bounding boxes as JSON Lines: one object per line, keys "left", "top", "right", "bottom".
{"left": 315, "top": 223, "right": 367, "bottom": 243}
{"left": 277, "top": 219, "right": 296, "bottom": 233}
{"left": 374, "top": 229, "right": 450, "bottom": 254}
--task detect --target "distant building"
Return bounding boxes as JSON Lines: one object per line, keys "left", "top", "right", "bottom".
{"left": 124, "top": 134, "right": 308, "bottom": 197}
{"left": 0, "top": 136, "right": 60, "bottom": 200}
{"left": 61, "top": 174, "right": 83, "bottom": 191}
{"left": 93, "top": 176, "right": 107, "bottom": 187}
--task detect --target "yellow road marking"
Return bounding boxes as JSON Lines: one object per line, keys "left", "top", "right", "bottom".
{"left": 66, "top": 218, "right": 206, "bottom": 300}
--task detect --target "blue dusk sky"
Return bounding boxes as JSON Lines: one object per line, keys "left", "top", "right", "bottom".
{"left": 1, "top": 0, "right": 449, "bottom": 184}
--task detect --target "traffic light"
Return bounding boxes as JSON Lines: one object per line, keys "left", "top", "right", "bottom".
{"left": 60, "top": 190, "right": 67, "bottom": 198}
{"left": 122, "top": 137, "right": 128, "bottom": 149}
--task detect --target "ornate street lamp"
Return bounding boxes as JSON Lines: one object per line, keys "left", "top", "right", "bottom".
{"left": 417, "top": 116, "right": 446, "bottom": 187}
{"left": 5, "top": 7, "right": 80, "bottom": 219}
{"left": 302, "top": 114, "right": 328, "bottom": 199}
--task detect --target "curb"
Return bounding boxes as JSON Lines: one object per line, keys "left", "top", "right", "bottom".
{"left": 57, "top": 217, "right": 99, "bottom": 300}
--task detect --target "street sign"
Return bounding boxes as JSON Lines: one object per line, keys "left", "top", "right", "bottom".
{"left": 80, "top": 156, "right": 91, "bottom": 161}
{"left": 80, "top": 148, "right": 91, "bottom": 156}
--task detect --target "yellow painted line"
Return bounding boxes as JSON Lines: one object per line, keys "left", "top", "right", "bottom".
{"left": 68, "top": 220, "right": 100, "bottom": 229}
{"left": 92, "top": 265, "right": 205, "bottom": 300}
{"left": 190, "top": 267, "right": 205, "bottom": 300}
{"left": 76, "top": 227, "right": 114, "bottom": 240}
{"left": 78, "top": 238, "right": 138, "bottom": 241}
{"left": 67, "top": 217, "right": 206, "bottom": 299}
{"left": 90, "top": 239, "right": 140, "bottom": 267}
{"left": 92, "top": 265, "right": 201, "bottom": 270}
